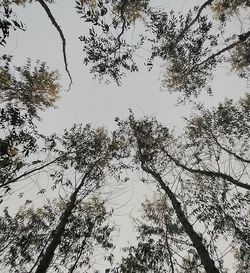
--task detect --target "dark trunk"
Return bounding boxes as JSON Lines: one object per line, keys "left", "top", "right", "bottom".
{"left": 34, "top": 167, "right": 94, "bottom": 273}
{"left": 141, "top": 165, "right": 221, "bottom": 273}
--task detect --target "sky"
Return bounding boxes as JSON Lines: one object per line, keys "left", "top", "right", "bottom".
{"left": 2, "top": 0, "right": 247, "bottom": 136}
{"left": 1, "top": 0, "right": 249, "bottom": 271}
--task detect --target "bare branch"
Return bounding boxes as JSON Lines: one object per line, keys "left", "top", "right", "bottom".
{"left": 1, "top": 157, "right": 58, "bottom": 189}
{"left": 37, "top": 0, "right": 73, "bottom": 91}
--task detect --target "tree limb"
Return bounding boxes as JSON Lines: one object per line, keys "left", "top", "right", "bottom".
{"left": 176, "top": 0, "right": 215, "bottom": 42}
{"left": 213, "top": 137, "right": 250, "bottom": 164}
{"left": 113, "top": 0, "right": 129, "bottom": 52}
{"left": 37, "top": 0, "right": 73, "bottom": 91}
{"left": 186, "top": 30, "right": 250, "bottom": 75}
{"left": 1, "top": 156, "right": 60, "bottom": 189}
{"left": 161, "top": 147, "right": 250, "bottom": 191}
{"left": 164, "top": 217, "right": 175, "bottom": 273}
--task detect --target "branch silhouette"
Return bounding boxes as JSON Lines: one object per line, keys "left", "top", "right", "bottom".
{"left": 37, "top": 0, "right": 73, "bottom": 91}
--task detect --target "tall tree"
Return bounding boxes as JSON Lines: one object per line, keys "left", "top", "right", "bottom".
{"left": 115, "top": 114, "right": 221, "bottom": 273}
{"left": 0, "top": 196, "right": 114, "bottom": 273}
{"left": 0, "top": 123, "right": 123, "bottom": 273}
{"left": 33, "top": 124, "right": 118, "bottom": 273}
{"left": 114, "top": 194, "right": 209, "bottom": 273}
{"left": 114, "top": 94, "right": 250, "bottom": 272}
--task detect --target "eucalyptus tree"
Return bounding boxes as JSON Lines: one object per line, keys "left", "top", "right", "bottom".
{"left": 0, "top": 55, "right": 61, "bottom": 196}
{"left": 113, "top": 195, "right": 208, "bottom": 273}
{"left": 77, "top": 0, "right": 250, "bottom": 99}
{"left": 115, "top": 114, "right": 221, "bottom": 273}
{"left": 113, "top": 94, "right": 250, "bottom": 273}
{"left": 0, "top": 196, "right": 114, "bottom": 273}
{"left": 0, "top": 123, "right": 125, "bottom": 273}
{"left": 32, "top": 123, "right": 123, "bottom": 273}
{"left": 0, "top": 55, "right": 61, "bottom": 198}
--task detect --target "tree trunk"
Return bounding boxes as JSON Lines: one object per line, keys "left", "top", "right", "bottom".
{"left": 34, "top": 167, "right": 94, "bottom": 273}
{"left": 141, "top": 165, "right": 221, "bottom": 273}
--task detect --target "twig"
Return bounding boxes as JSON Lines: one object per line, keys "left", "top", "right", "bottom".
{"left": 113, "top": 0, "right": 129, "bottom": 52}
{"left": 37, "top": 0, "right": 73, "bottom": 91}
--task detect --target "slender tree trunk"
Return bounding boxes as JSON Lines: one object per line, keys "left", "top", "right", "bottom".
{"left": 141, "top": 164, "right": 221, "bottom": 273}
{"left": 34, "top": 167, "right": 95, "bottom": 273}
{"left": 164, "top": 217, "right": 175, "bottom": 273}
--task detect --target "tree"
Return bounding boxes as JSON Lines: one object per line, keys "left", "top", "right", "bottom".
{"left": 115, "top": 114, "right": 221, "bottom": 273}
{"left": 0, "top": 123, "right": 124, "bottom": 273}
{"left": 182, "top": 94, "right": 250, "bottom": 190}
{"left": 114, "top": 94, "right": 250, "bottom": 273}
{"left": 77, "top": 0, "right": 249, "bottom": 99}
{"left": 0, "top": 55, "right": 60, "bottom": 195}
{"left": 113, "top": 194, "right": 206, "bottom": 273}
{"left": 0, "top": 196, "right": 114, "bottom": 273}
{"left": 0, "top": 55, "right": 60, "bottom": 117}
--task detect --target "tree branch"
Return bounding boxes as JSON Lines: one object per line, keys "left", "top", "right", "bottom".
{"left": 161, "top": 147, "right": 250, "bottom": 191}
{"left": 164, "top": 217, "right": 175, "bottom": 273}
{"left": 176, "top": 0, "right": 215, "bottom": 42}
{"left": 113, "top": 0, "right": 129, "bottom": 52}
{"left": 37, "top": 0, "right": 73, "bottom": 91}
{"left": 1, "top": 156, "right": 61, "bottom": 189}
{"left": 68, "top": 222, "right": 94, "bottom": 273}
{"left": 213, "top": 137, "right": 250, "bottom": 164}
{"left": 186, "top": 30, "right": 250, "bottom": 75}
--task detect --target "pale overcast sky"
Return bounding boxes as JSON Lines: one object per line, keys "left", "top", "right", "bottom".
{"left": 2, "top": 0, "right": 247, "bottom": 135}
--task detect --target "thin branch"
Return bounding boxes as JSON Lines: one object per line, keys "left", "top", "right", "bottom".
{"left": 213, "top": 137, "right": 250, "bottom": 164}
{"left": 68, "top": 223, "right": 94, "bottom": 273}
{"left": 176, "top": 0, "right": 215, "bottom": 42}
{"left": 37, "top": 0, "right": 73, "bottom": 91}
{"left": 161, "top": 147, "right": 250, "bottom": 191}
{"left": 164, "top": 217, "right": 175, "bottom": 273}
{"left": 113, "top": 0, "right": 129, "bottom": 52}
{"left": 186, "top": 30, "right": 250, "bottom": 75}
{"left": 1, "top": 156, "right": 61, "bottom": 189}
